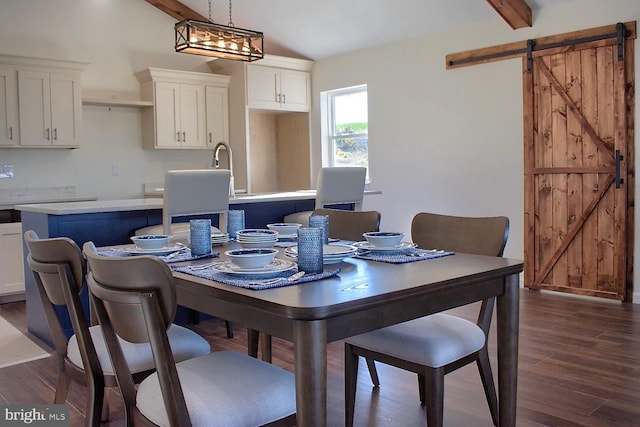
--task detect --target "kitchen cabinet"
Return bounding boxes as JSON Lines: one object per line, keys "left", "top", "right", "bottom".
{"left": 137, "top": 68, "right": 230, "bottom": 150}
{"left": 247, "top": 65, "right": 310, "bottom": 112}
{"left": 0, "top": 55, "right": 87, "bottom": 148}
{"left": 0, "top": 66, "right": 19, "bottom": 146}
{"left": 208, "top": 55, "right": 313, "bottom": 193}
{"left": 205, "top": 85, "right": 229, "bottom": 148}
{"left": 18, "top": 70, "right": 83, "bottom": 147}
{"left": 0, "top": 222, "right": 24, "bottom": 297}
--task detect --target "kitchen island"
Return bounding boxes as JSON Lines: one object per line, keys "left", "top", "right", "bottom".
{"left": 16, "top": 191, "right": 324, "bottom": 346}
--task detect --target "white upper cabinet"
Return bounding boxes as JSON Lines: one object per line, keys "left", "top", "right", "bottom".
{"left": 154, "top": 81, "right": 206, "bottom": 148}
{"left": 247, "top": 65, "right": 310, "bottom": 112}
{"left": 0, "top": 55, "right": 86, "bottom": 148}
{"left": 137, "top": 68, "right": 230, "bottom": 150}
{"left": 19, "top": 70, "right": 83, "bottom": 147}
{"left": 205, "top": 85, "right": 229, "bottom": 148}
{"left": 0, "top": 66, "right": 19, "bottom": 146}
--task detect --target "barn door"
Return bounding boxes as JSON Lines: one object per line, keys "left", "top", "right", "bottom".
{"left": 523, "top": 29, "right": 634, "bottom": 300}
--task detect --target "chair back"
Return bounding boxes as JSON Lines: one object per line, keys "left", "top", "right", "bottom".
{"left": 163, "top": 169, "right": 231, "bottom": 235}
{"left": 312, "top": 208, "right": 380, "bottom": 241}
{"left": 411, "top": 212, "right": 509, "bottom": 257}
{"left": 316, "top": 167, "right": 366, "bottom": 210}
{"left": 24, "top": 230, "right": 100, "bottom": 375}
{"left": 83, "top": 241, "right": 191, "bottom": 426}
{"left": 83, "top": 242, "right": 176, "bottom": 343}
{"left": 411, "top": 212, "right": 509, "bottom": 335}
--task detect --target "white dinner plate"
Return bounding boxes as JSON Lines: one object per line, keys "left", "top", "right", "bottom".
{"left": 120, "top": 243, "right": 186, "bottom": 256}
{"left": 284, "top": 244, "right": 357, "bottom": 265}
{"left": 212, "top": 258, "right": 297, "bottom": 276}
{"left": 352, "top": 241, "right": 418, "bottom": 252}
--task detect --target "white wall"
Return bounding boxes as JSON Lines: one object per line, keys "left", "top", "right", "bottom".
{"left": 311, "top": 0, "right": 640, "bottom": 298}
{"left": 1, "top": 0, "right": 639, "bottom": 298}
{"left": 0, "top": 0, "right": 218, "bottom": 200}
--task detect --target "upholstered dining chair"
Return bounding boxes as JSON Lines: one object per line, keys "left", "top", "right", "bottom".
{"left": 344, "top": 212, "right": 509, "bottom": 427}
{"left": 284, "top": 166, "right": 367, "bottom": 227}
{"left": 136, "top": 169, "right": 233, "bottom": 337}
{"left": 136, "top": 169, "right": 231, "bottom": 238}
{"left": 83, "top": 241, "right": 297, "bottom": 427}
{"left": 24, "top": 231, "right": 211, "bottom": 427}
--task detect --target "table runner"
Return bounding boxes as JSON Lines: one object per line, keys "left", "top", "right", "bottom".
{"left": 354, "top": 248, "right": 454, "bottom": 264}
{"left": 172, "top": 264, "right": 341, "bottom": 290}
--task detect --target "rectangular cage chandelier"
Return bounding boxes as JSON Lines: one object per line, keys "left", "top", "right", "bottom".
{"left": 175, "top": 19, "right": 263, "bottom": 62}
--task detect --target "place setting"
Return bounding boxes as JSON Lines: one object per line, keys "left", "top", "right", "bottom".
{"left": 353, "top": 232, "right": 455, "bottom": 264}
{"left": 268, "top": 222, "right": 302, "bottom": 247}
{"left": 173, "top": 227, "right": 341, "bottom": 290}
{"left": 98, "top": 234, "right": 221, "bottom": 263}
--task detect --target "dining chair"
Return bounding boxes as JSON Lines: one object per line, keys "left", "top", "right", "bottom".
{"left": 83, "top": 241, "right": 297, "bottom": 427}
{"left": 283, "top": 166, "right": 366, "bottom": 226}
{"left": 135, "top": 169, "right": 231, "bottom": 238}
{"left": 344, "top": 212, "right": 509, "bottom": 427}
{"left": 136, "top": 169, "right": 233, "bottom": 337}
{"left": 24, "top": 231, "right": 211, "bottom": 427}
{"left": 312, "top": 208, "right": 380, "bottom": 241}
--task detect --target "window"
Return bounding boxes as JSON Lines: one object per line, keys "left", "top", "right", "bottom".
{"left": 324, "top": 85, "right": 369, "bottom": 178}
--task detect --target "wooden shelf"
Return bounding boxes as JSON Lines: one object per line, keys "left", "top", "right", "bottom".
{"left": 82, "top": 98, "right": 153, "bottom": 108}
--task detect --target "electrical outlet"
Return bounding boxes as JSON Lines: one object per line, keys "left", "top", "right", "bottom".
{"left": 0, "top": 165, "right": 14, "bottom": 178}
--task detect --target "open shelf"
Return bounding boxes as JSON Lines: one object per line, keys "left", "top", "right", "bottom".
{"left": 82, "top": 98, "right": 153, "bottom": 108}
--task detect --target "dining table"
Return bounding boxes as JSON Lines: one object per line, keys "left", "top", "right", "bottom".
{"left": 169, "top": 242, "right": 524, "bottom": 427}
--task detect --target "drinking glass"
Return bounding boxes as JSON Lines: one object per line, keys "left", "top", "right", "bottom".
{"left": 190, "top": 219, "right": 211, "bottom": 256}
{"left": 296, "top": 227, "right": 323, "bottom": 274}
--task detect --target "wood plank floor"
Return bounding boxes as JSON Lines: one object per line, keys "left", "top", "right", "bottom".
{"left": 1, "top": 288, "right": 640, "bottom": 426}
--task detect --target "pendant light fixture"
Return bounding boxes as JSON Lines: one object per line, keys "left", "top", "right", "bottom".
{"left": 175, "top": 0, "right": 264, "bottom": 62}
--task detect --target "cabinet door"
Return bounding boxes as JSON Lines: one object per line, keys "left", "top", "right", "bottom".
{"left": 50, "top": 72, "right": 82, "bottom": 147}
{"left": 154, "top": 82, "right": 181, "bottom": 148}
{"left": 0, "top": 67, "right": 18, "bottom": 146}
{"left": 177, "top": 83, "right": 206, "bottom": 148}
{"left": 205, "top": 86, "right": 229, "bottom": 148}
{"left": 18, "top": 70, "right": 52, "bottom": 146}
{"left": 247, "top": 65, "right": 280, "bottom": 109}
{"left": 280, "top": 69, "right": 310, "bottom": 112}
{"left": 0, "top": 223, "right": 25, "bottom": 296}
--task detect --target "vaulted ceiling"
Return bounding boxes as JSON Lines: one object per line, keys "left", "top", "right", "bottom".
{"left": 144, "top": 0, "right": 575, "bottom": 60}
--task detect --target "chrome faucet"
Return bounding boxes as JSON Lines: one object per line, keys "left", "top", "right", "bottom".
{"left": 212, "top": 141, "right": 235, "bottom": 198}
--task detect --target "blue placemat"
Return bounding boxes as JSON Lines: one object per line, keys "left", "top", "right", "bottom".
{"left": 354, "top": 249, "right": 455, "bottom": 264}
{"left": 97, "top": 248, "right": 219, "bottom": 264}
{"left": 172, "top": 264, "right": 341, "bottom": 290}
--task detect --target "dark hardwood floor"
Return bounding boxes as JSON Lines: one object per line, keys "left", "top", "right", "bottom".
{"left": 1, "top": 288, "right": 640, "bottom": 426}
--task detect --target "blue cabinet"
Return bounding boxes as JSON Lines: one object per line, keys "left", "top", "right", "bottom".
{"left": 21, "top": 197, "right": 315, "bottom": 346}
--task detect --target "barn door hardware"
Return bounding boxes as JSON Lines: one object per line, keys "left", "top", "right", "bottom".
{"left": 615, "top": 149, "right": 624, "bottom": 189}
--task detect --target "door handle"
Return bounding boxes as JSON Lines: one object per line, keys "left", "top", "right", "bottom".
{"left": 8, "top": 127, "right": 12, "bottom": 140}
{"left": 615, "top": 149, "right": 624, "bottom": 188}
{"left": 54, "top": 128, "right": 58, "bottom": 140}
{"left": 46, "top": 128, "right": 50, "bottom": 140}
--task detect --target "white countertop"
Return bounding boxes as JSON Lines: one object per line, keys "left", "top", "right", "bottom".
{"left": 0, "top": 196, "right": 98, "bottom": 211}
{"left": 14, "top": 192, "right": 316, "bottom": 215}
{"left": 14, "top": 190, "right": 381, "bottom": 215}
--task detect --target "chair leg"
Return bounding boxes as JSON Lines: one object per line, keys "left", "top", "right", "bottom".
{"left": 53, "top": 363, "right": 71, "bottom": 404}
{"left": 424, "top": 368, "right": 445, "bottom": 427}
{"left": 365, "top": 357, "right": 380, "bottom": 387}
{"left": 225, "top": 320, "right": 234, "bottom": 338}
{"left": 101, "top": 389, "right": 110, "bottom": 422}
{"left": 247, "top": 329, "right": 260, "bottom": 358}
{"left": 477, "top": 348, "right": 499, "bottom": 426}
{"left": 85, "top": 376, "right": 105, "bottom": 427}
{"left": 260, "top": 332, "right": 272, "bottom": 363}
{"left": 418, "top": 374, "right": 426, "bottom": 403}
{"left": 344, "top": 343, "right": 360, "bottom": 427}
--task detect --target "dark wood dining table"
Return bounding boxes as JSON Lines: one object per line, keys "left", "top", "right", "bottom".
{"left": 172, "top": 247, "right": 523, "bottom": 426}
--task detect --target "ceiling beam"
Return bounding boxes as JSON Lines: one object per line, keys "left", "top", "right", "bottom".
{"left": 143, "top": 0, "right": 205, "bottom": 21}
{"left": 485, "top": 0, "right": 532, "bottom": 29}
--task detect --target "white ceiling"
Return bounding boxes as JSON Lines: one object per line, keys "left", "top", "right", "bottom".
{"left": 177, "top": 0, "right": 576, "bottom": 60}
